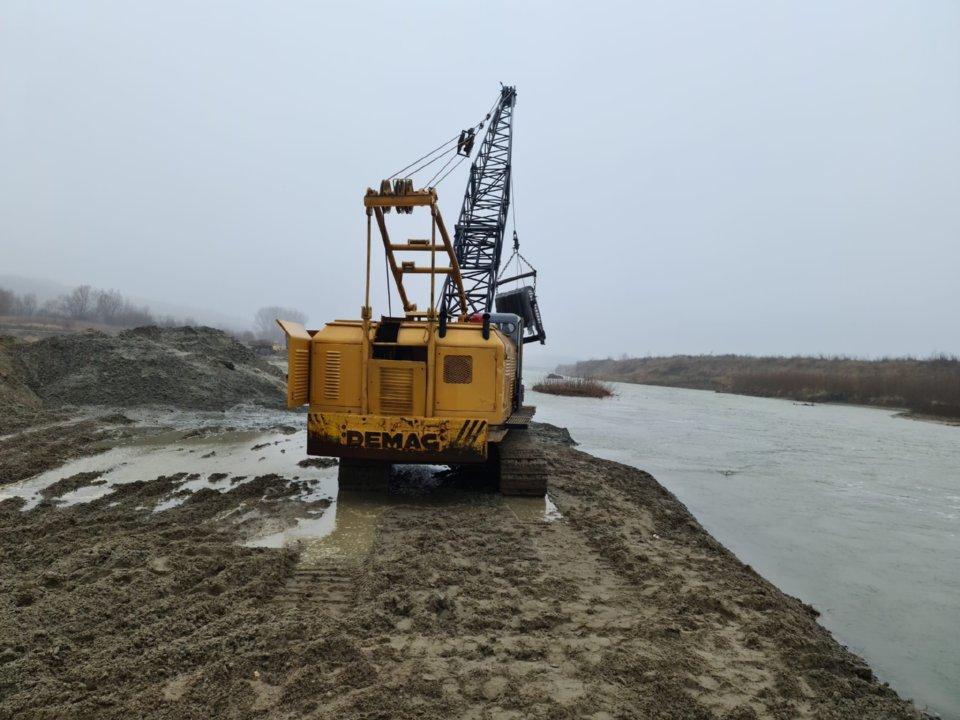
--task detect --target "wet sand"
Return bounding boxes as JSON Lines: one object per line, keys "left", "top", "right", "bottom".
{"left": 0, "top": 420, "right": 924, "bottom": 719}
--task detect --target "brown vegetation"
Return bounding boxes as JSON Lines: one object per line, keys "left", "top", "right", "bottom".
{"left": 532, "top": 377, "right": 614, "bottom": 398}
{"left": 560, "top": 355, "right": 960, "bottom": 418}
{"left": 0, "top": 284, "right": 189, "bottom": 328}
{"left": 1, "top": 286, "right": 308, "bottom": 345}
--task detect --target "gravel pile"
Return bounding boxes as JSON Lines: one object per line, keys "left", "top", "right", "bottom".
{"left": 9, "top": 326, "right": 285, "bottom": 410}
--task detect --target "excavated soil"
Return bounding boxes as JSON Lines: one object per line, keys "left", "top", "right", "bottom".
{"left": 5, "top": 326, "right": 285, "bottom": 411}
{"left": 0, "top": 423, "right": 922, "bottom": 720}
{"left": 0, "top": 337, "right": 46, "bottom": 435}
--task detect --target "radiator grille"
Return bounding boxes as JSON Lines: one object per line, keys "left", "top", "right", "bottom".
{"left": 323, "top": 351, "right": 341, "bottom": 400}
{"left": 380, "top": 366, "right": 414, "bottom": 415}
{"left": 290, "top": 348, "right": 310, "bottom": 404}
{"left": 443, "top": 355, "right": 473, "bottom": 384}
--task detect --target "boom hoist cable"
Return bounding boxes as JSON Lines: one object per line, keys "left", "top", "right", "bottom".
{"left": 384, "top": 97, "right": 497, "bottom": 187}
{"left": 377, "top": 86, "right": 544, "bottom": 344}
{"left": 438, "top": 86, "right": 516, "bottom": 318}
{"left": 438, "top": 86, "right": 545, "bottom": 344}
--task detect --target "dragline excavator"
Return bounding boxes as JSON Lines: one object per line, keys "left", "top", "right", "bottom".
{"left": 277, "top": 86, "right": 548, "bottom": 495}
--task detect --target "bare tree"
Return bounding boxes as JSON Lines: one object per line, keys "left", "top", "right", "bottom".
{"left": 0, "top": 288, "right": 14, "bottom": 315}
{"left": 116, "top": 300, "right": 154, "bottom": 327}
{"left": 17, "top": 283, "right": 175, "bottom": 327}
{"left": 61, "top": 285, "right": 94, "bottom": 320}
{"left": 94, "top": 289, "right": 124, "bottom": 324}
{"left": 16, "top": 293, "right": 38, "bottom": 316}
{"left": 41, "top": 298, "right": 61, "bottom": 316}
{"left": 255, "top": 306, "right": 306, "bottom": 345}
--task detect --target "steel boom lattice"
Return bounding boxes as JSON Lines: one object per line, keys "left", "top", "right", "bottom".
{"left": 440, "top": 86, "right": 516, "bottom": 317}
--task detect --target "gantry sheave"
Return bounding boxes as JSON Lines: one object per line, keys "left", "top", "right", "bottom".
{"left": 363, "top": 185, "right": 468, "bottom": 320}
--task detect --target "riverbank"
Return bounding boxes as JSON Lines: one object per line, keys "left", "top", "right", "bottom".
{"left": 0, "top": 412, "right": 925, "bottom": 719}
{"left": 530, "top": 380, "right": 960, "bottom": 718}
{"left": 559, "top": 355, "right": 960, "bottom": 420}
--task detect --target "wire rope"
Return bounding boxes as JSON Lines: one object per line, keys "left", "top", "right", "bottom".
{"left": 387, "top": 135, "right": 459, "bottom": 180}
{"left": 433, "top": 154, "right": 468, "bottom": 186}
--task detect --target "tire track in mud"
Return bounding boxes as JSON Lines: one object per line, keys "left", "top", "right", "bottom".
{"left": 272, "top": 495, "right": 393, "bottom": 616}
{"left": 324, "top": 470, "right": 884, "bottom": 719}
{"left": 341, "top": 491, "right": 695, "bottom": 718}
{"left": 277, "top": 562, "right": 356, "bottom": 614}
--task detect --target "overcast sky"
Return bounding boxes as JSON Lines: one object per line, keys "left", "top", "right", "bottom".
{"left": 2, "top": 1, "right": 957, "bottom": 360}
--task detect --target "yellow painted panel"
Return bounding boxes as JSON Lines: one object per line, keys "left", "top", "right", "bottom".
{"left": 435, "top": 325, "right": 499, "bottom": 347}
{"left": 503, "top": 343, "right": 517, "bottom": 414}
{"left": 276, "top": 320, "right": 311, "bottom": 408}
{"left": 395, "top": 327, "right": 430, "bottom": 345}
{"left": 367, "top": 359, "right": 426, "bottom": 416}
{"left": 311, "top": 343, "right": 362, "bottom": 411}
{"left": 313, "top": 323, "right": 364, "bottom": 343}
{"left": 309, "top": 412, "right": 488, "bottom": 460}
{"left": 435, "top": 347, "right": 497, "bottom": 413}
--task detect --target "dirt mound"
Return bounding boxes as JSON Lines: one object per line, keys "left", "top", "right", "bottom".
{"left": 0, "top": 337, "right": 45, "bottom": 433}
{"left": 10, "top": 326, "right": 285, "bottom": 410}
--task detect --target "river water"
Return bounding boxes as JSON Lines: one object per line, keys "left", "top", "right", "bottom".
{"left": 528, "top": 374, "right": 960, "bottom": 718}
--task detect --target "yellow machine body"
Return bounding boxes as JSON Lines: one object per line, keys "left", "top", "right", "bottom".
{"left": 278, "top": 90, "right": 546, "bottom": 493}
{"left": 279, "top": 318, "right": 518, "bottom": 464}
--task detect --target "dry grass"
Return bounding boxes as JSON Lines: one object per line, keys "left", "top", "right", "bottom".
{"left": 559, "top": 355, "right": 960, "bottom": 418}
{"left": 532, "top": 377, "right": 614, "bottom": 398}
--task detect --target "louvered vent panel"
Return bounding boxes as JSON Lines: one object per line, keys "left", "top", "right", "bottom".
{"left": 504, "top": 354, "right": 517, "bottom": 405}
{"left": 380, "top": 366, "right": 414, "bottom": 415}
{"left": 323, "top": 351, "right": 341, "bottom": 400}
{"left": 290, "top": 349, "right": 310, "bottom": 405}
{"left": 443, "top": 355, "right": 473, "bottom": 384}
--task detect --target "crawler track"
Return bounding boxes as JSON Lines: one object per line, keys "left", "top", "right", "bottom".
{"left": 498, "top": 428, "right": 549, "bottom": 496}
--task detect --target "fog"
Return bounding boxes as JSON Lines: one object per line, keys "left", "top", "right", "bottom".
{"left": 2, "top": 1, "right": 958, "bottom": 361}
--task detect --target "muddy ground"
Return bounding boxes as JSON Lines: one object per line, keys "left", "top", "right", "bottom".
{"left": 0, "top": 418, "right": 924, "bottom": 720}
{"left": 0, "top": 412, "right": 140, "bottom": 484}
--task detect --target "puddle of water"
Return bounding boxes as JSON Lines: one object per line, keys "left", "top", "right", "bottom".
{"left": 247, "top": 493, "right": 389, "bottom": 564}
{"left": 255, "top": 475, "right": 561, "bottom": 562}
{"left": 503, "top": 494, "right": 564, "bottom": 524}
{"left": 243, "top": 466, "right": 503, "bottom": 561}
{"left": 153, "top": 475, "right": 234, "bottom": 512}
{"left": 0, "top": 428, "right": 338, "bottom": 511}
{"left": 243, "top": 513, "right": 338, "bottom": 548}
{"left": 119, "top": 405, "right": 300, "bottom": 433}
{"left": 6, "top": 412, "right": 558, "bottom": 577}
{"left": 58, "top": 480, "right": 117, "bottom": 507}
{"left": 544, "top": 495, "right": 563, "bottom": 522}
